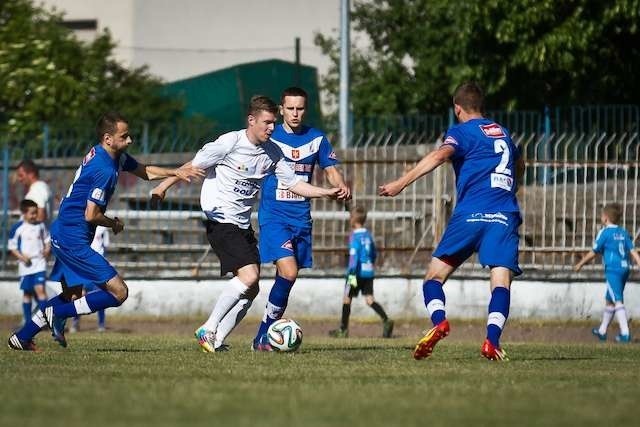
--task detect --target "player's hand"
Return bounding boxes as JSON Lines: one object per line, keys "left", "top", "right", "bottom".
{"left": 175, "top": 164, "right": 205, "bottom": 182}
{"left": 337, "top": 185, "right": 352, "bottom": 200}
{"left": 347, "top": 275, "right": 357, "bottom": 288}
{"left": 112, "top": 217, "right": 125, "bottom": 235}
{"left": 378, "top": 180, "right": 405, "bottom": 197}
{"left": 573, "top": 264, "right": 582, "bottom": 272}
{"left": 23, "top": 257, "right": 32, "bottom": 267}
{"left": 324, "top": 187, "right": 341, "bottom": 199}
{"left": 150, "top": 187, "right": 166, "bottom": 207}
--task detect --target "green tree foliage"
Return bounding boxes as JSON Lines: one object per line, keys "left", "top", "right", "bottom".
{"left": 315, "top": 0, "right": 640, "bottom": 116}
{"left": 0, "top": 0, "right": 183, "bottom": 141}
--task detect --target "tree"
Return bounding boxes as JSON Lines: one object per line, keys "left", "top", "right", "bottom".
{"left": 315, "top": 0, "right": 640, "bottom": 117}
{"left": 0, "top": 0, "right": 183, "bottom": 143}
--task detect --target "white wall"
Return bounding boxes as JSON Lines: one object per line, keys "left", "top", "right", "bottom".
{"left": 41, "top": 0, "right": 343, "bottom": 84}
{"left": 1, "top": 278, "right": 637, "bottom": 319}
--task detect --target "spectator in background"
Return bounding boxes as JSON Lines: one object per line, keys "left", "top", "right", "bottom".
{"left": 15, "top": 159, "right": 54, "bottom": 224}
{"left": 8, "top": 199, "right": 51, "bottom": 324}
{"left": 329, "top": 206, "right": 394, "bottom": 339}
{"left": 575, "top": 203, "right": 640, "bottom": 343}
{"left": 70, "top": 225, "right": 111, "bottom": 333}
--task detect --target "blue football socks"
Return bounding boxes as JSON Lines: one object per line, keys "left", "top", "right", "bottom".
{"left": 22, "top": 302, "right": 32, "bottom": 324}
{"left": 53, "top": 289, "right": 120, "bottom": 319}
{"left": 254, "top": 275, "right": 295, "bottom": 343}
{"left": 423, "top": 279, "right": 446, "bottom": 325}
{"left": 487, "top": 286, "right": 510, "bottom": 347}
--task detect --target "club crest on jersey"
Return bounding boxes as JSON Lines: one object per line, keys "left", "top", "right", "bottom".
{"left": 479, "top": 123, "right": 506, "bottom": 138}
{"left": 291, "top": 149, "right": 300, "bottom": 160}
{"left": 83, "top": 147, "right": 96, "bottom": 165}
{"left": 236, "top": 164, "right": 249, "bottom": 171}
{"left": 281, "top": 240, "right": 294, "bottom": 251}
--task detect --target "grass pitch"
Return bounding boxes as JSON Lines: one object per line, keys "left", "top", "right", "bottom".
{"left": 1, "top": 325, "right": 639, "bottom": 427}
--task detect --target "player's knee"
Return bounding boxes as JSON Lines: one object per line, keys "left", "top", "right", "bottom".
{"left": 110, "top": 282, "right": 128, "bottom": 304}
{"left": 342, "top": 297, "right": 352, "bottom": 305}
{"left": 365, "top": 296, "right": 375, "bottom": 306}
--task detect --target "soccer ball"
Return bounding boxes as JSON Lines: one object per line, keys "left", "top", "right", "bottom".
{"left": 267, "top": 318, "right": 303, "bottom": 352}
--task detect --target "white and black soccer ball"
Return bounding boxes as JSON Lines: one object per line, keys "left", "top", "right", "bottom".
{"left": 267, "top": 318, "right": 303, "bottom": 352}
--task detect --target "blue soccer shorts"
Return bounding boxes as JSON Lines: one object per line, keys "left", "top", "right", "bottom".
{"left": 604, "top": 269, "right": 629, "bottom": 303}
{"left": 259, "top": 222, "right": 313, "bottom": 268}
{"left": 433, "top": 211, "right": 522, "bottom": 276}
{"left": 20, "top": 271, "right": 46, "bottom": 292}
{"left": 49, "top": 238, "right": 117, "bottom": 288}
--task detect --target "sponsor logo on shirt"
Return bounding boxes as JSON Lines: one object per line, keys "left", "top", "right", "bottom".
{"left": 291, "top": 149, "right": 300, "bottom": 160}
{"left": 83, "top": 147, "right": 96, "bottom": 165}
{"left": 91, "top": 188, "right": 105, "bottom": 202}
{"left": 281, "top": 240, "right": 294, "bottom": 251}
{"left": 236, "top": 164, "right": 248, "bottom": 172}
{"left": 479, "top": 123, "right": 506, "bottom": 138}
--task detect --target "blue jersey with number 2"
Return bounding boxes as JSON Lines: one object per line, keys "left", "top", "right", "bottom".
{"left": 441, "top": 118, "right": 520, "bottom": 215}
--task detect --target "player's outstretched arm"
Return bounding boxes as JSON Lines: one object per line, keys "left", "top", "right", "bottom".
{"left": 379, "top": 145, "right": 454, "bottom": 197}
{"left": 574, "top": 251, "right": 597, "bottom": 272}
{"left": 131, "top": 162, "right": 204, "bottom": 182}
{"left": 289, "top": 181, "right": 340, "bottom": 199}
{"left": 324, "top": 166, "right": 351, "bottom": 200}
{"left": 149, "top": 161, "right": 201, "bottom": 203}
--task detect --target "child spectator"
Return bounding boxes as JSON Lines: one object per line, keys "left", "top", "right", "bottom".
{"left": 575, "top": 203, "right": 640, "bottom": 342}
{"left": 330, "top": 206, "right": 394, "bottom": 338}
{"left": 8, "top": 199, "right": 51, "bottom": 324}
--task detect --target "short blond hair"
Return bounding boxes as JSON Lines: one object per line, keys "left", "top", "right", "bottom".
{"left": 350, "top": 205, "right": 367, "bottom": 224}
{"left": 603, "top": 203, "right": 622, "bottom": 224}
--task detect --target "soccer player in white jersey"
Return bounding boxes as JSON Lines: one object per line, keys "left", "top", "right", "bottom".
{"left": 252, "top": 86, "right": 351, "bottom": 350}
{"left": 151, "top": 95, "right": 342, "bottom": 352}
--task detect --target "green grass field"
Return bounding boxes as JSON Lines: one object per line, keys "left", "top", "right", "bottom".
{"left": 1, "top": 323, "right": 639, "bottom": 427}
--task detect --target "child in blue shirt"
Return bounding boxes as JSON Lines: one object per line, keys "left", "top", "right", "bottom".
{"left": 575, "top": 203, "right": 640, "bottom": 342}
{"left": 329, "top": 206, "right": 394, "bottom": 338}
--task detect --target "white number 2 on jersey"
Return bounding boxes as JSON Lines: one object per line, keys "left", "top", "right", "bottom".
{"left": 493, "top": 139, "right": 512, "bottom": 175}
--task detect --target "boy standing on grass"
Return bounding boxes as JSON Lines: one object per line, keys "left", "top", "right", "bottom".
{"left": 329, "top": 206, "right": 394, "bottom": 338}
{"left": 575, "top": 203, "right": 640, "bottom": 343}
{"left": 8, "top": 199, "right": 51, "bottom": 324}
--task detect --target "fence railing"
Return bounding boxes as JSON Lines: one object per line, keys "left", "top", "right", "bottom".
{"left": 1, "top": 129, "right": 638, "bottom": 279}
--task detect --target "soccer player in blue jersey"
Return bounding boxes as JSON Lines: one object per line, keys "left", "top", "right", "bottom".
{"left": 574, "top": 203, "right": 640, "bottom": 343}
{"left": 251, "top": 87, "right": 351, "bottom": 351}
{"left": 7, "top": 112, "right": 204, "bottom": 351}
{"left": 379, "top": 82, "right": 525, "bottom": 361}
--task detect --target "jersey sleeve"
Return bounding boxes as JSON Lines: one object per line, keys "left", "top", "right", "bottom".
{"left": 347, "top": 234, "right": 359, "bottom": 275}
{"left": 318, "top": 135, "right": 339, "bottom": 169}
{"left": 592, "top": 228, "right": 606, "bottom": 253}
{"left": 274, "top": 158, "right": 302, "bottom": 189}
{"left": 40, "top": 224, "right": 51, "bottom": 245}
{"left": 625, "top": 231, "right": 635, "bottom": 251}
{"left": 369, "top": 231, "right": 377, "bottom": 263}
{"left": 192, "top": 133, "right": 237, "bottom": 169}
{"left": 441, "top": 126, "right": 465, "bottom": 159}
{"left": 7, "top": 223, "right": 21, "bottom": 251}
{"left": 88, "top": 169, "right": 116, "bottom": 207}
{"left": 119, "top": 153, "right": 139, "bottom": 172}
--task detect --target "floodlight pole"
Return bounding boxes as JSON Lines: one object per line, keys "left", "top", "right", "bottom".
{"left": 339, "top": 0, "right": 350, "bottom": 149}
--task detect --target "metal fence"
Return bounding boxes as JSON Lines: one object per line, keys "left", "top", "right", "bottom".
{"left": 1, "top": 129, "right": 638, "bottom": 279}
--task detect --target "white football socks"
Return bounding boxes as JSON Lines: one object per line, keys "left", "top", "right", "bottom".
{"left": 202, "top": 277, "right": 249, "bottom": 332}
{"left": 598, "top": 306, "right": 615, "bottom": 335}
{"left": 614, "top": 302, "right": 629, "bottom": 336}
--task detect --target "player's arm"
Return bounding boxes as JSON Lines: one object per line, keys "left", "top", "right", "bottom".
{"left": 379, "top": 145, "right": 455, "bottom": 197}
{"left": 324, "top": 166, "right": 351, "bottom": 200}
{"left": 289, "top": 180, "right": 340, "bottom": 199}
{"left": 574, "top": 251, "right": 597, "bottom": 272}
{"left": 130, "top": 162, "right": 204, "bottom": 182}
{"left": 85, "top": 201, "right": 124, "bottom": 235}
{"left": 149, "top": 162, "right": 192, "bottom": 202}
{"left": 43, "top": 241, "right": 51, "bottom": 258}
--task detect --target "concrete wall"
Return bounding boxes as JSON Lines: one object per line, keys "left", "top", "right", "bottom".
{"left": 1, "top": 278, "right": 637, "bottom": 320}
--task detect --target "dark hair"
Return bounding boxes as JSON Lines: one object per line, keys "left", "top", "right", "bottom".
{"left": 20, "top": 199, "right": 38, "bottom": 213}
{"left": 603, "top": 203, "right": 622, "bottom": 224}
{"left": 453, "top": 82, "right": 484, "bottom": 113}
{"left": 280, "top": 87, "right": 308, "bottom": 105}
{"left": 247, "top": 95, "right": 278, "bottom": 117}
{"left": 96, "top": 112, "right": 128, "bottom": 142}
{"left": 350, "top": 205, "right": 368, "bottom": 224}
{"left": 16, "top": 159, "right": 39, "bottom": 176}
